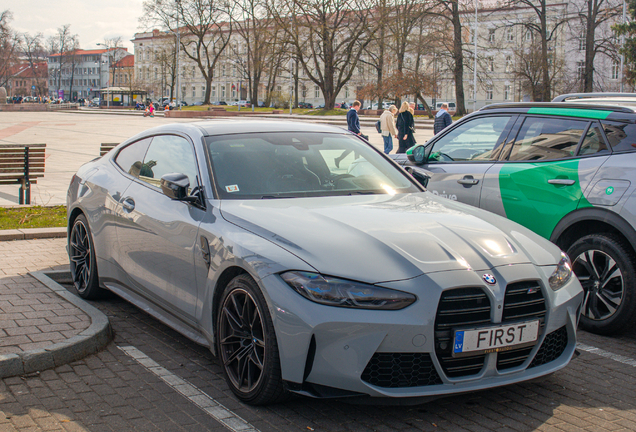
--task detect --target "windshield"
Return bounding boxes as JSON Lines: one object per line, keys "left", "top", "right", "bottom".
{"left": 206, "top": 132, "right": 420, "bottom": 199}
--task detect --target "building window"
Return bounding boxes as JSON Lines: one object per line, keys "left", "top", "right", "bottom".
{"left": 222, "top": 86, "right": 225, "bottom": 98}
{"left": 504, "top": 85, "right": 511, "bottom": 100}
{"left": 524, "top": 29, "right": 532, "bottom": 42}
{"left": 486, "top": 87, "right": 493, "bottom": 100}
{"left": 577, "top": 61, "right": 585, "bottom": 80}
{"left": 212, "top": 86, "right": 216, "bottom": 97}
{"left": 488, "top": 57, "right": 494, "bottom": 72}
{"left": 611, "top": 60, "right": 620, "bottom": 80}
{"left": 192, "top": 86, "right": 196, "bottom": 97}
{"left": 315, "top": 86, "right": 320, "bottom": 98}
{"left": 506, "top": 27, "right": 514, "bottom": 42}
{"left": 579, "top": 34, "right": 586, "bottom": 51}
{"left": 505, "top": 55, "right": 512, "bottom": 73}
{"left": 488, "top": 29, "right": 495, "bottom": 43}
{"left": 202, "top": 86, "right": 205, "bottom": 98}
{"left": 345, "top": 87, "right": 349, "bottom": 98}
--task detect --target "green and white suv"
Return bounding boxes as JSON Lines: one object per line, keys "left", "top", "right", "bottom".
{"left": 394, "top": 100, "right": 636, "bottom": 334}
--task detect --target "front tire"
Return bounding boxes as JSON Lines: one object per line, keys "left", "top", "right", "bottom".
{"left": 568, "top": 234, "right": 636, "bottom": 335}
{"left": 69, "top": 214, "right": 103, "bottom": 299}
{"left": 217, "top": 274, "right": 287, "bottom": 405}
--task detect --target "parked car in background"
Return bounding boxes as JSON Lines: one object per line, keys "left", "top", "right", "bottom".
{"left": 298, "top": 102, "right": 313, "bottom": 109}
{"left": 67, "top": 121, "right": 581, "bottom": 405}
{"left": 394, "top": 101, "right": 636, "bottom": 335}
{"left": 435, "top": 101, "right": 457, "bottom": 115}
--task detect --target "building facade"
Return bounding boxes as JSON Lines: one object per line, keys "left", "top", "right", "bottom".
{"left": 47, "top": 48, "right": 130, "bottom": 101}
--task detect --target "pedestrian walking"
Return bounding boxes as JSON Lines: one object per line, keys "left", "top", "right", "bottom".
{"left": 335, "top": 100, "right": 364, "bottom": 168}
{"left": 434, "top": 103, "right": 452, "bottom": 134}
{"left": 380, "top": 105, "right": 398, "bottom": 154}
{"left": 396, "top": 101, "right": 416, "bottom": 153}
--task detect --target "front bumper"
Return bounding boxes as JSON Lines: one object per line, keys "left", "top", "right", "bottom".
{"left": 261, "top": 263, "right": 583, "bottom": 399}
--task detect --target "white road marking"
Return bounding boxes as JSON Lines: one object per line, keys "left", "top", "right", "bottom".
{"left": 577, "top": 343, "right": 636, "bottom": 367}
{"left": 119, "top": 346, "right": 259, "bottom": 432}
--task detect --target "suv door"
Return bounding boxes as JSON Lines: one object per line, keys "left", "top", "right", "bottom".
{"left": 494, "top": 116, "right": 610, "bottom": 239}
{"left": 407, "top": 115, "right": 517, "bottom": 206}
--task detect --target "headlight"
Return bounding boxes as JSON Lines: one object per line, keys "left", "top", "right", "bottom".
{"left": 549, "top": 252, "right": 572, "bottom": 291}
{"left": 280, "top": 271, "right": 416, "bottom": 310}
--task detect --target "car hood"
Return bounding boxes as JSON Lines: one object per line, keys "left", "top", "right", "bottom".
{"left": 218, "top": 193, "right": 561, "bottom": 284}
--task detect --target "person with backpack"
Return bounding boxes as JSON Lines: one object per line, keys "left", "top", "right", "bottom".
{"left": 379, "top": 105, "right": 398, "bottom": 154}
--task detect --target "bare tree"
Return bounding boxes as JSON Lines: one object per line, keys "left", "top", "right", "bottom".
{"left": 269, "top": 0, "right": 374, "bottom": 109}
{"left": 428, "top": 0, "right": 469, "bottom": 115}
{"left": 66, "top": 36, "right": 81, "bottom": 101}
{"left": 52, "top": 25, "right": 77, "bottom": 97}
{"left": 232, "top": 0, "right": 277, "bottom": 107}
{"left": 503, "top": 0, "right": 569, "bottom": 101}
{"left": 142, "top": 0, "right": 234, "bottom": 105}
{"left": 0, "top": 10, "right": 21, "bottom": 89}
{"left": 571, "top": 0, "right": 622, "bottom": 92}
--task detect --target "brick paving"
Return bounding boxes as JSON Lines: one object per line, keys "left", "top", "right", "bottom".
{"left": 1, "top": 238, "right": 636, "bottom": 431}
{"left": 0, "top": 238, "right": 90, "bottom": 356}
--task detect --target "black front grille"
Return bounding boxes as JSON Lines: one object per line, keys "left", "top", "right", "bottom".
{"left": 434, "top": 288, "right": 491, "bottom": 378}
{"left": 497, "top": 280, "right": 547, "bottom": 370}
{"left": 529, "top": 326, "right": 568, "bottom": 368}
{"left": 361, "top": 353, "right": 442, "bottom": 388}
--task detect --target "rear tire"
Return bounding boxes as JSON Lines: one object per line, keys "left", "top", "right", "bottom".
{"left": 217, "top": 274, "right": 287, "bottom": 405}
{"left": 567, "top": 234, "right": 636, "bottom": 335}
{"left": 69, "top": 214, "right": 103, "bottom": 299}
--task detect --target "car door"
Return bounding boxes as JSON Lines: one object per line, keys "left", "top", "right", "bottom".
{"left": 492, "top": 116, "right": 610, "bottom": 240}
{"left": 407, "top": 115, "right": 517, "bottom": 206}
{"left": 114, "top": 134, "right": 205, "bottom": 322}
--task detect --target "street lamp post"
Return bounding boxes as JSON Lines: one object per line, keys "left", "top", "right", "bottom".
{"left": 175, "top": 0, "right": 181, "bottom": 110}
{"left": 473, "top": 0, "right": 478, "bottom": 113}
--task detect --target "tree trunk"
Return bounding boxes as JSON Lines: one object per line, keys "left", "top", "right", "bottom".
{"left": 452, "top": 0, "right": 467, "bottom": 115}
{"left": 540, "top": 3, "right": 551, "bottom": 102}
{"left": 583, "top": 0, "right": 596, "bottom": 92}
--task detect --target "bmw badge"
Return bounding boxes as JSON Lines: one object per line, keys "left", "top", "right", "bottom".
{"left": 483, "top": 274, "right": 496, "bottom": 285}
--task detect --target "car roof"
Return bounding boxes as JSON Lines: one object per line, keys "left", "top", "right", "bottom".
{"left": 478, "top": 102, "right": 636, "bottom": 122}
{"left": 193, "top": 120, "right": 349, "bottom": 137}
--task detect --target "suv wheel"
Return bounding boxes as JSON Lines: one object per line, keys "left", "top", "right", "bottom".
{"left": 568, "top": 234, "right": 636, "bottom": 335}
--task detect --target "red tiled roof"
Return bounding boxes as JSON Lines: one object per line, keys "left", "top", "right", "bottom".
{"left": 114, "top": 54, "right": 134, "bottom": 67}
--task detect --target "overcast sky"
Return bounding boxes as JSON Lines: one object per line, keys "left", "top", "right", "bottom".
{"left": 7, "top": 0, "right": 146, "bottom": 52}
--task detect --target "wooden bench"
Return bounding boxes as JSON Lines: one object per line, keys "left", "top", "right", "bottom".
{"left": 100, "top": 143, "right": 118, "bottom": 156}
{"left": 0, "top": 144, "right": 46, "bottom": 204}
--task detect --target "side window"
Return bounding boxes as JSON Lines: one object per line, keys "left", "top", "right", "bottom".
{"left": 508, "top": 117, "right": 587, "bottom": 161}
{"left": 137, "top": 135, "right": 199, "bottom": 191}
{"left": 114, "top": 138, "right": 151, "bottom": 177}
{"left": 601, "top": 121, "right": 636, "bottom": 153}
{"left": 578, "top": 124, "right": 609, "bottom": 156}
{"left": 429, "top": 116, "right": 512, "bottom": 163}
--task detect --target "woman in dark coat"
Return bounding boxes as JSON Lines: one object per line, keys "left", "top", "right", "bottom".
{"left": 396, "top": 101, "right": 415, "bottom": 153}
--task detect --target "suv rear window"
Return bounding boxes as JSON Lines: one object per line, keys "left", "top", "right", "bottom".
{"left": 601, "top": 121, "right": 636, "bottom": 153}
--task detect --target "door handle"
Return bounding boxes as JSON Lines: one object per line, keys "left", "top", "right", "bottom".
{"left": 548, "top": 179, "right": 575, "bottom": 186}
{"left": 121, "top": 197, "right": 135, "bottom": 212}
{"left": 457, "top": 177, "right": 479, "bottom": 185}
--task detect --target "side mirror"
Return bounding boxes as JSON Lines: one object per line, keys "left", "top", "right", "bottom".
{"left": 412, "top": 145, "right": 427, "bottom": 165}
{"left": 161, "top": 173, "right": 190, "bottom": 200}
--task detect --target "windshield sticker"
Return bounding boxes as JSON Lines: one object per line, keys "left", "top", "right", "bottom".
{"left": 225, "top": 185, "right": 240, "bottom": 193}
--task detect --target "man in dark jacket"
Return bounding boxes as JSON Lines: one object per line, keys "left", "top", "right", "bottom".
{"left": 346, "top": 100, "right": 362, "bottom": 135}
{"left": 434, "top": 103, "right": 452, "bottom": 134}
{"left": 335, "top": 101, "right": 363, "bottom": 168}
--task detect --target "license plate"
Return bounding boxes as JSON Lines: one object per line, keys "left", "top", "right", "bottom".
{"left": 452, "top": 320, "right": 540, "bottom": 357}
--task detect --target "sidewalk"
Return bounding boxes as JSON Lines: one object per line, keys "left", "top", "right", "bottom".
{"left": 0, "top": 233, "right": 111, "bottom": 378}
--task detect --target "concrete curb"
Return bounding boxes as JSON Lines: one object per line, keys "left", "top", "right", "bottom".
{"left": 0, "top": 227, "right": 66, "bottom": 241}
{"left": 0, "top": 270, "right": 112, "bottom": 378}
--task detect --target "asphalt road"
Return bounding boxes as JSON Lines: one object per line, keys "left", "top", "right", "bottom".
{"left": 2, "top": 268, "right": 635, "bottom": 431}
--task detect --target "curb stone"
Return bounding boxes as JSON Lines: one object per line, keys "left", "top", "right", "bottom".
{"left": 0, "top": 270, "right": 112, "bottom": 378}
{"left": 0, "top": 227, "right": 66, "bottom": 241}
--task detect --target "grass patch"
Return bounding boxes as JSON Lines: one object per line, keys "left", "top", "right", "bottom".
{"left": 306, "top": 109, "right": 347, "bottom": 116}
{"left": 0, "top": 205, "right": 67, "bottom": 230}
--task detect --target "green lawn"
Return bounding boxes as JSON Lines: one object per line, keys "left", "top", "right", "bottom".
{"left": 0, "top": 206, "right": 67, "bottom": 230}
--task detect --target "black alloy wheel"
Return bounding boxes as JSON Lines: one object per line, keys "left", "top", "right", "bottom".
{"left": 69, "top": 214, "right": 102, "bottom": 299}
{"left": 217, "top": 274, "right": 286, "bottom": 405}
{"left": 568, "top": 234, "right": 636, "bottom": 335}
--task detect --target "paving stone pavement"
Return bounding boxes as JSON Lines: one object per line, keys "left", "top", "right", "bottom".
{"left": 0, "top": 239, "right": 90, "bottom": 356}
{"left": 0, "top": 233, "right": 635, "bottom": 431}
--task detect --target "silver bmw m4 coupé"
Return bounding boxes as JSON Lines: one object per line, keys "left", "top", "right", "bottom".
{"left": 67, "top": 121, "right": 583, "bottom": 405}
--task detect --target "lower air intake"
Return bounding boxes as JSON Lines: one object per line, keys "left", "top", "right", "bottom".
{"left": 361, "top": 353, "right": 442, "bottom": 388}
